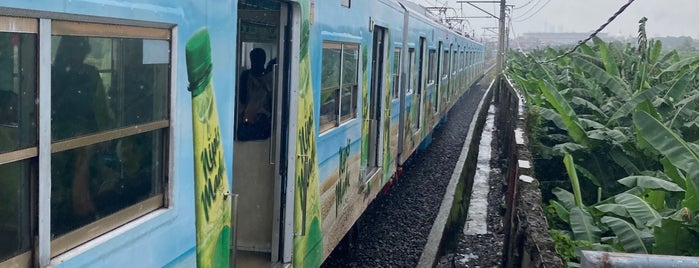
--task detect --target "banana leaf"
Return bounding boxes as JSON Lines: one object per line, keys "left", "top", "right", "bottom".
{"left": 633, "top": 111, "right": 699, "bottom": 211}
{"left": 601, "top": 216, "right": 651, "bottom": 254}
{"left": 550, "top": 200, "right": 570, "bottom": 224}
{"left": 593, "top": 36, "right": 620, "bottom": 77}
{"left": 570, "top": 207, "right": 601, "bottom": 242}
{"left": 649, "top": 40, "right": 662, "bottom": 65}
{"left": 617, "top": 176, "right": 684, "bottom": 192}
{"left": 614, "top": 193, "right": 662, "bottom": 228}
{"left": 664, "top": 71, "right": 691, "bottom": 103}
{"left": 571, "top": 56, "right": 630, "bottom": 100}
{"left": 571, "top": 97, "right": 608, "bottom": 121}
{"left": 595, "top": 203, "right": 629, "bottom": 218}
{"left": 540, "top": 80, "right": 589, "bottom": 147}
{"left": 653, "top": 218, "right": 699, "bottom": 255}
{"left": 662, "top": 55, "right": 699, "bottom": 74}
{"left": 553, "top": 187, "right": 577, "bottom": 211}
{"left": 609, "top": 148, "right": 641, "bottom": 175}
{"left": 608, "top": 85, "right": 662, "bottom": 125}
{"left": 564, "top": 153, "right": 584, "bottom": 207}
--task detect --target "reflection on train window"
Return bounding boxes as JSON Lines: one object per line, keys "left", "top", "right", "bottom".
{"left": 49, "top": 21, "right": 170, "bottom": 256}
{"left": 320, "top": 41, "right": 359, "bottom": 133}
{"left": 392, "top": 48, "right": 401, "bottom": 99}
{"left": 451, "top": 48, "right": 460, "bottom": 74}
{"left": 51, "top": 35, "right": 169, "bottom": 141}
{"left": 0, "top": 18, "right": 37, "bottom": 266}
{"left": 442, "top": 50, "right": 449, "bottom": 78}
{"left": 428, "top": 50, "right": 436, "bottom": 84}
{"left": 407, "top": 48, "right": 414, "bottom": 94}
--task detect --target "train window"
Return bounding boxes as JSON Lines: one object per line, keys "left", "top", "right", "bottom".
{"left": 340, "top": 43, "right": 358, "bottom": 121}
{"left": 392, "top": 48, "right": 401, "bottom": 99}
{"left": 49, "top": 21, "right": 170, "bottom": 256}
{"left": 452, "top": 49, "right": 458, "bottom": 74}
{"left": 442, "top": 50, "right": 449, "bottom": 78}
{"left": 0, "top": 16, "right": 37, "bottom": 267}
{"left": 320, "top": 41, "right": 359, "bottom": 132}
{"left": 407, "top": 48, "right": 415, "bottom": 94}
{"left": 427, "top": 50, "right": 436, "bottom": 84}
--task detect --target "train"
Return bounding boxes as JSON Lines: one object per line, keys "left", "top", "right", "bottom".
{"left": 0, "top": 0, "right": 485, "bottom": 267}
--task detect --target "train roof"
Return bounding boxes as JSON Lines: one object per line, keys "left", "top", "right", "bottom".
{"left": 396, "top": 0, "right": 481, "bottom": 45}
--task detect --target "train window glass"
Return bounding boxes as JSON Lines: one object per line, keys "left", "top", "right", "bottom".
{"left": 49, "top": 21, "right": 169, "bottom": 256}
{"left": 452, "top": 49, "right": 458, "bottom": 74}
{"left": 321, "top": 42, "right": 359, "bottom": 132}
{"left": 340, "top": 43, "right": 358, "bottom": 122}
{"left": 392, "top": 48, "right": 401, "bottom": 99}
{"left": 407, "top": 48, "right": 414, "bottom": 94}
{"left": 0, "top": 17, "right": 37, "bottom": 266}
{"left": 320, "top": 42, "right": 341, "bottom": 132}
{"left": 442, "top": 50, "right": 449, "bottom": 78}
{"left": 428, "top": 50, "right": 436, "bottom": 84}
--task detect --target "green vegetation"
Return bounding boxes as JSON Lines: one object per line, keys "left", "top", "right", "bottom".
{"left": 508, "top": 22, "right": 699, "bottom": 266}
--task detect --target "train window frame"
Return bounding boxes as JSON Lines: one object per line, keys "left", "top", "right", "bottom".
{"left": 427, "top": 49, "right": 436, "bottom": 85}
{"left": 49, "top": 20, "right": 175, "bottom": 258}
{"left": 406, "top": 47, "right": 415, "bottom": 95}
{"left": 0, "top": 17, "right": 177, "bottom": 262}
{"left": 0, "top": 16, "right": 38, "bottom": 267}
{"left": 391, "top": 47, "right": 401, "bottom": 99}
{"left": 320, "top": 41, "right": 359, "bottom": 133}
{"left": 442, "top": 49, "right": 449, "bottom": 79}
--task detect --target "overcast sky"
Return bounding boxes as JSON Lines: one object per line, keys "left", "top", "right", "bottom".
{"left": 412, "top": 0, "right": 699, "bottom": 41}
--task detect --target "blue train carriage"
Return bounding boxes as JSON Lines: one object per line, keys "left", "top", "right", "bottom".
{"left": 0, "top": 0, "right": 486, "bottom": 267}
{"left": 0, "top": 0, "right": 248, "bottom": 267}
{"left": 308, "top": 0, "right": 486, "bottom": 266}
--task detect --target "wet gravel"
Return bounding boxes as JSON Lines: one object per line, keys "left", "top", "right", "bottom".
{"left": 322, "top": 78, "right": 492, "bottom": 268}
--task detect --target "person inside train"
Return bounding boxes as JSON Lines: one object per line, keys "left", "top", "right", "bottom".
{"left": 237, "top": 47, "right": 272, "bottom": 141}
{"left": 51, "top": 36, "right": 113, "bottom": 233}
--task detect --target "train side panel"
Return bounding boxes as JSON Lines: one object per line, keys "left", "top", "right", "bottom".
{"left": 0, "top": 0, "right": 239, "bottom": 267}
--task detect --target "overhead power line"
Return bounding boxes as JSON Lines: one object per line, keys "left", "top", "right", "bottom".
{"left": 513, "top": 0, "right": 536, "bottom": 10}
{"left": 513, "top": 0, "right": 543, "bottom": 20}
{"left": 514, "top": 0, "right": 551, "bottom": 22}
{"left": 537, "top": 0, "right": 637, "bottom": 63}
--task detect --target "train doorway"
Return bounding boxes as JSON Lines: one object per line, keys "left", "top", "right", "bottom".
{"left": 233, "top": 0, "right": 296, "bottom": 266}
{"left": 365, "top": 25, "right": 387, "bottom": 179}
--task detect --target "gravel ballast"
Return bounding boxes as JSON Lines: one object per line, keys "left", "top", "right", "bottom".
{"left": 322, "top": 77, "right": 496, "bottom": 267}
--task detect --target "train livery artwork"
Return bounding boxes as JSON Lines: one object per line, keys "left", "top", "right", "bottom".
{"left": 0, "top": 0, "right": 484, "bottom": 267}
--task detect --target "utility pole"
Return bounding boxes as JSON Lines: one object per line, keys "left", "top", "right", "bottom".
{"left": 496, "top": 0, "right": 506, "bottom": 75}
{"left": 456, "top": 0, "right": 508, "bottom": 74}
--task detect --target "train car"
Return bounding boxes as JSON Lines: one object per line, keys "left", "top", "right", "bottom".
{"left": 0, "top": 0, "right": 484, "bottom": 267}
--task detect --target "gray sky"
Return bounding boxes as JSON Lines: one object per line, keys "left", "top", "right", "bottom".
{"left": 412, "top": 0, "right": 699, "bottom": 40}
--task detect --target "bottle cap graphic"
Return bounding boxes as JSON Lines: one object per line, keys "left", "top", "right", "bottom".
{"left": 186, "top": 28, "right": 212, "bottom": 96}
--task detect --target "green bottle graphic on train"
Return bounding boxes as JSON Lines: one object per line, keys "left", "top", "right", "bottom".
{"left": 185, "top": 28, "right": 232, "bottom": 267}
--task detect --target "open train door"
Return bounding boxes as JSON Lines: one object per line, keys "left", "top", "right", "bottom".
{"left": 364, "top": 25, "right": 387, "bottom": 180}
{"left": 233, "top": 0, "right": 299, "bottom": 266}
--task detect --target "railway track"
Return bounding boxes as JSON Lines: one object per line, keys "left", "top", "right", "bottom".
{"left": 323, "top": 75, "right": 493, "bottom": 267}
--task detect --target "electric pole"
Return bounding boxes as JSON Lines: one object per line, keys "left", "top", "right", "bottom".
{"left": 497, "top": 0, "right": 506, "bottom": 75}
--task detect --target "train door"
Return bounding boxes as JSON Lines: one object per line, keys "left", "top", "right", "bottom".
{"left": 365, "top": 26, "right": 387, "bottom": 179}
{"left": 233, "top": 1, "right": 296, "bottom": 266}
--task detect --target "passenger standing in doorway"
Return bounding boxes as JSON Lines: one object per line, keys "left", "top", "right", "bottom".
{"left": 237, "top": 48, "right": 272, "bottom": 141}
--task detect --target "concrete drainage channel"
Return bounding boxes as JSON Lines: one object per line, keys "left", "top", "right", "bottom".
{"left": 417, "top": 78, "right": 496, "bottom": 268}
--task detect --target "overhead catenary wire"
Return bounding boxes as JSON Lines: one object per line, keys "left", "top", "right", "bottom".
{"left": 536, "top": 0, "right": 637, "bottom": 64}
{"left": 514, "top": 0, "right": 551, "bottom": 22}
{"left": 513, "top": 0, "right": 536, "bottom": 10}
{"left": 513, "top": 0, "right": 544, "bottom": 21}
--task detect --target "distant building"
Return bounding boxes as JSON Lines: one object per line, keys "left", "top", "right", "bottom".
{"left": 516, "top": 32, "right": 610, "bottom": 50}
